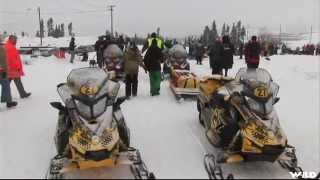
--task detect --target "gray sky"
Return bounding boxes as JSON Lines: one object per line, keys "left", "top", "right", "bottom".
{"left": 0, "top": 0, "right": 319, "bottom": 38}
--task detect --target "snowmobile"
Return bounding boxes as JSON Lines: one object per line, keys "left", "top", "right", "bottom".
{"left": 163, "top": 44, "right": 190, "bottom": 79}
{"left": 197, "top": 68, "right": 304, "bottom": 179}
{"left": 103, "top": 44, "right": 125, "bottom": 81}
{"left": 46, "top": 67, "right": 155, "bottom": 179}
{"left": 168, "top": 44, "right": 199, "bottom": 100}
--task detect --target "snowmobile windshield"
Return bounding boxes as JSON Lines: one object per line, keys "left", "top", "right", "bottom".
{"left": 169, "top": 44, "right": 188, "bottom": 60}
{"left": 58, "top": 68, "right": 120, "bottom": 121}
{"left": 235, "top": 68, "right": 280, "bottom": 116}
{"left": 103, "top": 44, "right": 123, "bottom": 61}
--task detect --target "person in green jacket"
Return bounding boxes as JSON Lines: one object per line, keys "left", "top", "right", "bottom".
{"left": 123, "top": 42, "right": 146, "bottom": 98}
{"left": 0, "top": 37, "right": 17, "bottom": 108}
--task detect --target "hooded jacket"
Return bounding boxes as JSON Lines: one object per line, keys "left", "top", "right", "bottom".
{"left": 123, "top": 48, "right": 143, "bottom": 75}
{"left": 5, "top": 40, "right": 24, "bottom": 78}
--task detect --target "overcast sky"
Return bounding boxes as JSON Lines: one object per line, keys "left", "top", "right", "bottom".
{"left": 0, "top": 0, "right": 319, "bottom": 38}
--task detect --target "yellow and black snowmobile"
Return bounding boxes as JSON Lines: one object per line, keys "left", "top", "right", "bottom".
{"left": 167, "top": 44, "right": 199, "bottom": 100}
{"left": 46, "top": 67, "right": 155, "bottom": 179}
{"left": 197, "top": 68, "right": 304, "bottom": 179}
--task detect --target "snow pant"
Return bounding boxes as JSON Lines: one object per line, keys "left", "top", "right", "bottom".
{"left": 125, "top": 74, "right": 138, "bottom": 97}
{"left": 149, "top": 71, "right": 161, "bottom": 95}
{"left": 239, "top": 53, "right": 243, "bottom": 59}
{"left": 211, "top": 63, "right": 222, "bottom": 75}
{"left": 196, "top": 56, "right": 202, "bottom": 64}
{"left": 10, "top": 78, "right": 28, "bottom": 98}
{"left": 0, "top": 79, "right": 13, "bottom": 103}
{"left": 70, "top": 51, "right": 75, "bottom": 63}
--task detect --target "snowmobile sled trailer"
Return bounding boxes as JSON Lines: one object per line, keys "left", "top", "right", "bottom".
{"left": 170, "top": 69, "right": 200, "bottom": 100}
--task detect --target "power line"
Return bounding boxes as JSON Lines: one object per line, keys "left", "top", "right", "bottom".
{"left": 0, "top": 9, "right": 105, "bottom": 15}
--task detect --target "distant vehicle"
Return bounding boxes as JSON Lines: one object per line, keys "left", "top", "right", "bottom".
{"left": 75, "top": 45, "right": 95, "bottom": 56}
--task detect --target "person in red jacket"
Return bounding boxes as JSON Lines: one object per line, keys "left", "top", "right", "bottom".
{"left": 244, "top": 36, "right": 261, "bottom": 69}
{"left": 5, "top": 35, "right": 31, "bottom": 98}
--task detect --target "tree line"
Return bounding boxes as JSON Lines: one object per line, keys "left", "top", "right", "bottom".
{"left": 36, "top": 18, "right": 74, "bottom": 38}
{"left": 198, "top": 20, "right": 247, "bottom": 48}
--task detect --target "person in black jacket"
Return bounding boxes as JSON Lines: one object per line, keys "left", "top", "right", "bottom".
{"left": 143, "top": 39, "right": 163, "bottom": 96}
{"left": 221, "top": 35, "right": 235, "bottom": 77}
{"left": 239, "top": 43, "right": 244, "bottom": 59}
{"left": 69, "top": 37, "right": 76, "bottom": 63}
{"left": 95, "top": 36, "right": 105, "bottom": 68}
{"left": 195, "top": 42, "right": 205, "bottom": 65}
{"left": 208, "top": 38, "right": 223, "bottom": 75}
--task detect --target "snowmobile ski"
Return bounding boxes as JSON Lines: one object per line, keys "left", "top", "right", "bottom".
{"left": 46, "top": 148, "right": 155, "bottom": 179}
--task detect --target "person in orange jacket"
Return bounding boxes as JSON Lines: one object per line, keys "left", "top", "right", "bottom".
{"left": 5, "top": 35, "right": 31, "bottom": 98}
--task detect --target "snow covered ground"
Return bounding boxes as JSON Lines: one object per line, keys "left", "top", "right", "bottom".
{"left": 0, "top": 48, "right": 319, "bottom": 178}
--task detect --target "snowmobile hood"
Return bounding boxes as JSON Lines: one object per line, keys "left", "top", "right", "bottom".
{"left": 103, "top": 44, "right": 123, "bottom": 59}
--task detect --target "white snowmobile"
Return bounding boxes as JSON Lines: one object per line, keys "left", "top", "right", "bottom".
{"left": 103, "top": 44, "right": 125, "bottom": 81}
{"left": 46, "top": 67, "right": 155, "bottom": 179}
{"left": 197, "top": 68, "right": 304, "bottom": 179}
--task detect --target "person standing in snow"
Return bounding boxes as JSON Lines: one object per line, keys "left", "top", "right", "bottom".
{"left": 244, "top": 36, "right": 262, "bottom": 69}
{"left": 123, "top": 41, "right": 146, "bottom": 99}
{"left": 143, "top": 39, "right": 164, "bottom": 96}
{"left": 141, "top": 32, "right": 165, "bottom": 54}
{"left": 117, "top": 35, "right": 125, "bottom": 51}
{"left": 69, "top": 37, "right": 76, "bottom": 63}
{"left": 221, "top": 35, "right": 235, "bottom": 77}
{"left": 208, "top": 38, "right": 223, "bottom": 75}
{"left": 0, "top": 35, "right": 17, "bottom": 108}
{"left": 195, "top": 41, "right": 205, "bottom": 65}
{"left": 95, "top": 36, "right": 105, "bottom": 68}
{"left": 5, "top": 35, "right": 31, "bottom": 99}
{"left": 239, "top": 42, "right": 244, "bottom": 59}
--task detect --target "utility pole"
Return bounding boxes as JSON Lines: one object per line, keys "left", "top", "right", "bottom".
{"left": 279, "top": 24, "right": 282, "bottom": 45}
{"left": 37, "top": 7, "right": 42, "bottom": 46}
{"left": 108, "top": 5, "right": 116, "bottom": 37}
{"left": 309, "top": 26, "right": 313, "bottom": 44}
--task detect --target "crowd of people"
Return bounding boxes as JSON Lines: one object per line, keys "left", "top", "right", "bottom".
{"left": 87, "top": 32, "right": 271, "bottom": 99}
{"left": 0, "top": 35, "right": 31, "bottom": 109}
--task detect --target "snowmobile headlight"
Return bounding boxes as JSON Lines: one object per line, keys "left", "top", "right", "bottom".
{"left": 246, "top": 97, "right": 263, "bottom": 114}
{"left": 265, "top": 98, "right": 273, "bottom": 115}
{"left": 72, "top": 93, "right": 109, "bottom": 121}
{"left": 246, "top": 96, "right": 274, "bottom": 116}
